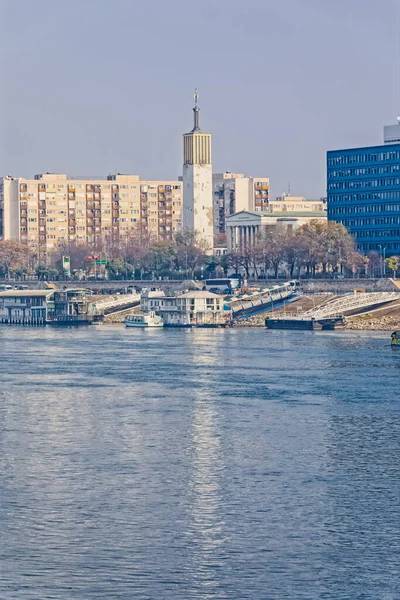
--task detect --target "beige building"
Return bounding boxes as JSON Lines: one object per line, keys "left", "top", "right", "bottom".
{"left": 226, "top": 209, "right": 327, "bottom": 251}
{"left": 268, "top": 195, "right": 326, "bottom": 213}
{"left": 0, "top": 173, "right": 182, "bottom": 255}
{"left": 213, "top": 172, "right": 270, "bottom": 235}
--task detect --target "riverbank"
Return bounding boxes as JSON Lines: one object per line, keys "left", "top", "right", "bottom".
{"left": 233, "top": 312, "right": 400, "bottom": 330}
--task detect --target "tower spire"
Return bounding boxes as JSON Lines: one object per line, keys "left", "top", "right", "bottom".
{"left": 192, "top": 88, "right": 201, "bottom": 132}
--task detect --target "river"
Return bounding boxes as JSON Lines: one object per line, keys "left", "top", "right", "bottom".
{"left": 0, "top": 326, "right": 399, "bottom": 599}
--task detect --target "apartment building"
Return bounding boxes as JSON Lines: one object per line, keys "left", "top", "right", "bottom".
{"left": 213, "top": 172, "right": 269, "bottom": 235}
{"left": 0, "top": 173, "right": 182, "bottom": 254}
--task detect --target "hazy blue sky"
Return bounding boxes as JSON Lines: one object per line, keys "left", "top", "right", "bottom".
{"left": 1, "top": 0, "right": 399, "bottom": 198}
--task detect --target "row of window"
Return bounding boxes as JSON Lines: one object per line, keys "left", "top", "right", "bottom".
{"left": 353, "top": 229, "right": 400, "bottom": 238}
{"left": 328, "top": 165, "right": 400, "bottom": 177}
{"left": 329, "top": 204, "right": 400, "bottom": 214}
{"left": 328, "top": 178, "right": 400, "bottom": 190}
{"left": 329, "top": 192, "right": 400, "bottom": 201}
{"left": 334, "top": 217, "right": 400, "bottom": 226}
{"left": 360, "top": 242, "right": 400, "bottom": 251}
{"left": 327, "top": 149, "right": 400, "bottom": 165}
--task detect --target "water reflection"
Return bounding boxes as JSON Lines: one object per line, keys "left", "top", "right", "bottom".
{"left": 0, "top": 326, "right": 398, "bottom": 599}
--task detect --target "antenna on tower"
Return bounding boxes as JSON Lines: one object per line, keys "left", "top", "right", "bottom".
{"left": 192, "top": 88, "right": 201, "bottom": 132}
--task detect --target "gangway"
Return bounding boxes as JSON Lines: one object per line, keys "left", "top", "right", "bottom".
{"left": 303, "top": 292, "right": 400, "bottom": 319}
{"left": 91, "top": 294, "right": 140, "bottom": 315}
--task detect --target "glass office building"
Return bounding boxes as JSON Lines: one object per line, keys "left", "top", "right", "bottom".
{"left": 327, "top": 139, "right": 400, "bottom": 255}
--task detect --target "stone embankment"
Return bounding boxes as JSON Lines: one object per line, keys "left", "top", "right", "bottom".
{"left": 345, "top": 315, "right": 400, "bottom": 331}
{"left": 102, "top": 308, "right": 135, "bottom": 324}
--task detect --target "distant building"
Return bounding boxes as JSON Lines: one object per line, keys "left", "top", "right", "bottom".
{"left": 384, "top": 117, "right": 400, "bottom": 144}
{"left": 226, "top": 209, "right": 326, "bottom": 251}
{"left": 182, "top": 93, "right": 214, "bottom": 249}
{"left": 0, "top": 173, "right": 182, "bottom": 255}
{"left": 213, "top": 172, "right": 270, "bottom": 235}
{"left": 268, "top": 195, "right": 326, "bottom": 213}
{"left": 327, "top": 122, "right": 400, "bottom": 255}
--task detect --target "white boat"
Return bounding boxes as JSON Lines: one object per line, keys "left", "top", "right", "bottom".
{"left": 124, "top": 311, "right": 164, "bottom": 328}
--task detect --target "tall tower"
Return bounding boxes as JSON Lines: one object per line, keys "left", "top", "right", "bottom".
{"left": 182, "top": 91, "right": 214, "bottom": 249}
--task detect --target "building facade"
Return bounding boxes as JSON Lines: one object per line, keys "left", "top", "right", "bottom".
{"left": 327, "top": 129, "right": 400, "bottom": 255}
{"left": 226, "top": 210, "right": 326, "bottom": 251}
{"left": 182, "top": 93, "right": 214, "bottom": 249}
{"left": 141, "top": 289, "right": 227, "bottom": 326}
{"left": 0, "top": 173, "right": 182, "bottom": 255}
{"left": 213, "top": 172, "right": 270, "bottom": 235}
{"left": 269, "top": 195, "right": 326, "bottom": 213}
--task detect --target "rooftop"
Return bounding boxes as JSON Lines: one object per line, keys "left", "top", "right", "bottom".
{"left": 180, "top": 290, "right": 220, "bottom": 299}
{"left": 0, "top": 290, "right": 54, "bottom": 297}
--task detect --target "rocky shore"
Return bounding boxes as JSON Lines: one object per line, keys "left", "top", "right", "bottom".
{"left": 344, "top": 315, "right": 399, "bottom": 331}
{"left": 233, "top": 313, "right": 400, "bottom": 331}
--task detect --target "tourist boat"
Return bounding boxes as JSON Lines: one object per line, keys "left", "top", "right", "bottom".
{"left": 124, "top": 311, "right": 164, "bottom": 328}
{"left": 390, "top": 331, "right": 400, "bottom": 347}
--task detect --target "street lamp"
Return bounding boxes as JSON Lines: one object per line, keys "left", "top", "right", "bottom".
{"left": 378, "top": 245, "right": 386, "bottom": 278}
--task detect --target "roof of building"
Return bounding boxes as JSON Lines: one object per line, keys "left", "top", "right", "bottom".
{"left": 180, "top": 290, "right": 221, "bottom": 299}
{"left": 270, "top": 211, "right": 327, "bottom": 218}
{"left": 226, "top": 209, "right": 327, "bottom": 221}
{"left": 0, "top": 289, "right": 54, "bottom": 297}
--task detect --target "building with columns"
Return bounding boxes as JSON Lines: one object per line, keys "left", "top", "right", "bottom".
{"left": 226, "top": 209, "right": 326, "bottom": 251}
{"left": 182, "top": 92, "right": 214, "bottom": 250}
{"left": 213, "top": 172, "right": 270, "bottom": 234}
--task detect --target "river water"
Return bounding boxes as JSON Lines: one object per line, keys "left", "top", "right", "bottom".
{"left": 0, "top": 326, "right": 399, "bottom": 599}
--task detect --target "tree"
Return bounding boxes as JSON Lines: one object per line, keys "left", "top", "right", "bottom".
{"left": 385, "top": 255, "right": 400, "bottom": 279}
{"left": 36, "top": 265, "right": 60, "bottom": 281}
{"left": 255, "top": 225, "right": 288, "bottom": 278}
{"left": 0, "top": 241, "right": 31, "bottom": 278}
{"left": 147, "top": 240, "right": 177, "bottom": 278}
{"left": 49, "top": 241, "right": 92, "bottom": 274}
{"left": 175, "top": 229, "right": 210, "bottom": 277}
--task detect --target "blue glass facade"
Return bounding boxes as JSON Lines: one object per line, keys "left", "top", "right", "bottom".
{"left": 327, "top": 144, "right": 400, "bottom": 255}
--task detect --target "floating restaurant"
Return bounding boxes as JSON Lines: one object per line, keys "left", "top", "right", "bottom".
{"left": 141, "top": 289, "right": 229, "bottom": 327}
{"left": 0, "top": 289, "right": 95, "bottom": 325}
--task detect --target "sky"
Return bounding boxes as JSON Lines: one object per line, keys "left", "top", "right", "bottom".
{"left": 1, "top": 0, "right": 399, "bottom": 199}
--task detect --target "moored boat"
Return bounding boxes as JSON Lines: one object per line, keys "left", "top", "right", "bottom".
{"left": 125, "top": 311, "right": 164, "bottom": 328}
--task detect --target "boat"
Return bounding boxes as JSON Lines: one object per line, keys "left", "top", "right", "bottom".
{"left": 390, "top": 331, "right": 400, "bottom": 347}
{"left": 265, "top": 316, "right": 345, "bottom": 331}
{"left": 124, "top": 311, "right": 164, "bottom": 328}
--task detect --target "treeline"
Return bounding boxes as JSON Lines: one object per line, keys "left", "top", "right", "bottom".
{"left": 0, "top": 221, "right": 394, "bottom": 280}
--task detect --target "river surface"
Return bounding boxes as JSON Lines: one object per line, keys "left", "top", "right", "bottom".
{"left": 0, "top": 326, "right": 399, "bottom": 599}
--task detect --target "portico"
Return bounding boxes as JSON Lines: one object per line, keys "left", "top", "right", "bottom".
{"left": 226, "top": 210, "right": 327, "bottom": 251}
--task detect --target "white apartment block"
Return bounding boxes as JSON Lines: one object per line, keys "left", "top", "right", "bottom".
{"left": 213, "top": 172, "right": 270, "bottom": 235}
{"left": 0, "top": 173, "right": 182, "bottom": 255}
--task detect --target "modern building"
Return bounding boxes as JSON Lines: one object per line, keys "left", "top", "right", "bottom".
{"left": 0, "top": 173, "right": 183, "bottom": 255}
{"left": 213, "top": 172, "right": 270, "bottom": 235}
{"left": 226, "top": 209, "right": 326, "bottom": 251}
{"left": 327, "top": 121, "right": 400, "bottom": 255}
{"left": 182, "top": 93, "right": 214, "bottom": 250}
{"left": 141, "top": 289, "right": 227, "bottom": 326}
